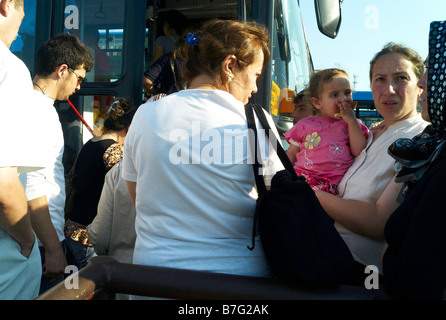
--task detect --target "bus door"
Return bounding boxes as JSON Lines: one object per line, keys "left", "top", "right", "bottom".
{"left": 11, "top": 0, "right": 146, "bottom": 177}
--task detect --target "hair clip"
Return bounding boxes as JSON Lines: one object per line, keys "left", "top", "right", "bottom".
{"left": 185, "top": 33, "right": 199, "bottom": 46}
{"left": 107, "top": 100, "right": 120, "bottom": 114}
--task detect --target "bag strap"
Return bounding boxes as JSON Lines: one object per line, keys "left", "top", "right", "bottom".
{"left": 245, "top": 104, "right": 263, "bottom": 250}
{"left": 245, "top": 104, "right": 268, "bottom": 196}
{"left": 246, "top": 103, "right": 298, "bottom": 180}
{"left": 244, "top": 103, "right": 298, "bottom": 250}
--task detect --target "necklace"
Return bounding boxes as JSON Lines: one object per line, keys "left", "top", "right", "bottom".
{"left": 33, "top": 83, "right": 47, "bottom": 95}
{"left": 33, "top": 82, "right": 56, "bottom": 100}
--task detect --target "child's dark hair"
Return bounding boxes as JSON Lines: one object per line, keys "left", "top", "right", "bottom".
{"left": 104, "top": 97, "right": 136, "bottom": 131}
{"left": 294, "top": 89, "right": 306, "bottom": 104}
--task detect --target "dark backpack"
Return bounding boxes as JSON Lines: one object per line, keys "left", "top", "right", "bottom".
{"left": 245, "top": 103, "right": 355, "bottom": 285}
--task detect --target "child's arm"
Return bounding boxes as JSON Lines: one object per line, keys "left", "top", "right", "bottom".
{"left": 286, "top": 143, "right": 299, "bottom": 165}
{"left": 339, "top": 101, "right": 367, "bottom": 156}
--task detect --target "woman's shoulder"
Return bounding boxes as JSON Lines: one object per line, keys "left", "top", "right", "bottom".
{"left": 89, "top": 138, "right": 117, "bottom": 148}
{"left": 103, "top": 142, "right": 123, "bottom": 170}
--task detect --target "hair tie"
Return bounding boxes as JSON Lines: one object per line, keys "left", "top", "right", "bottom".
{"left": 185, "top": 33, "right": 199, "bottom": 45}
{"left": 107, "top": 100, "right": 120, "bottom": 114}
{"left": 107, "top": 100, "right": 124, "bottom": 120}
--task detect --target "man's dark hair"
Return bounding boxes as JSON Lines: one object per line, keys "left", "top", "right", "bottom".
{"left": 35, "top": 33, "right": 93, "bottom": 76}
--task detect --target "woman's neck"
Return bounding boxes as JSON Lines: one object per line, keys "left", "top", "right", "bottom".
{"left": 188, "top": 75, "right": 223, "bottom": 91}
{"left": 94, "top": 130, "right": 126, "bottom": 145}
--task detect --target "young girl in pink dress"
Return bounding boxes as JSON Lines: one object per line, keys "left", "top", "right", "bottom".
{"left": 285, "top": 68, "right": 370, "bottom": 194}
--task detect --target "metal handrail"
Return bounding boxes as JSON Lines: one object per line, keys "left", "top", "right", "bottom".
{"left": 36, "top": 256, "right": 387, "bottom": 300}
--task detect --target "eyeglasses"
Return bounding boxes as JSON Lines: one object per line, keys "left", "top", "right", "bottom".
{"left": 68, "top": 68, "right": 85, "bottom": 84}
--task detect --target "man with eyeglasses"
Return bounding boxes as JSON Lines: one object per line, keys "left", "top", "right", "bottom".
{"left": 0, "top": 0, "right": 50, "bottom": 300}
{"left": 27, "top": 33, "right": 93, "bottom": 295}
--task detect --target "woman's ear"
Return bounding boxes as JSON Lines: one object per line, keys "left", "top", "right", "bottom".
{"left": 221, "top": 54, "right": 237, "bottom": 78}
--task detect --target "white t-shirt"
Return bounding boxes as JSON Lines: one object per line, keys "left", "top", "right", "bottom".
{"left": 25, "top": 90, "right": 66, "bottom": 243}
{"left": 336, "top": 114, "right": 429, "bottom": 273}
{"left": 122, "top": 89, "right": 284, "bottom": 277}
{"left": 0, "top": 41, "right": 46, "bottom": 173}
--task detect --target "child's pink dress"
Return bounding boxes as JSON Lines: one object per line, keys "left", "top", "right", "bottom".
{"left": 284, "top": 116, "right": 369, "bottom": 194}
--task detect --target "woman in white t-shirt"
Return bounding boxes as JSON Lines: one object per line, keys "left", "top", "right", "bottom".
{"left": 122, "top": 19, "right": 283, "bottom": 278}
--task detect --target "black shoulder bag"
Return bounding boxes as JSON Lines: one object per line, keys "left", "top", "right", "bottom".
{"left": 245, "top": 103, "right": 355, "bottom": 285}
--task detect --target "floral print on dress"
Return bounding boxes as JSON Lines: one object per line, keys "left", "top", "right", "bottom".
{"left": 329, "top": 143, "right": 345, "bottom": 155}
{"left": 304, "top": 132, "right": 321, "bottom": 149}
{"left": 103, "top": 142, "right": 123, "bottom": 169}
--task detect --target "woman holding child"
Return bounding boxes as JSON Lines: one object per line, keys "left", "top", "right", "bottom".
{"left": 315, "top": 43, "right": 429, "bottom": 283}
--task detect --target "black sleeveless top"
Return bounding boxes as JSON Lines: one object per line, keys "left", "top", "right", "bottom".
{"left": 65, "top": 139, "right": 122, "bottom": 226}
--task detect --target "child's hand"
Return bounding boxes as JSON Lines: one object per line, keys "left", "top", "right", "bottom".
{"left": 335, "top": 100, "right": 356, "bottom": 124}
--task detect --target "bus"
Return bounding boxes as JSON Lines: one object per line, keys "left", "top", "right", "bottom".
{"left": 11, "top": 0, "right": 341, "bottom": 177}
{"left": 353, "top": 90, "right": 383, "bottom": 127}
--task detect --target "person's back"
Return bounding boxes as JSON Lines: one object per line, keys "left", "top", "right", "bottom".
{"left": 25, "top": 90, "right": 66, "bottom": 244}
{"left": 152, "top": 10, "right": 188, "bottom": 62}
{"left": 66, "top": 139, "right": 118, "bottom": 226}
{"left": 87, "top": 162, "right": 136, "bottom": 264}
{"left": 64, "top": 97, "right": 135, "bottom": 270}
{"left": 143, "top": 52, "right": 186, "bottom": 96}
{"left": 124, "top": 90, "right": 280, "bottom": 276}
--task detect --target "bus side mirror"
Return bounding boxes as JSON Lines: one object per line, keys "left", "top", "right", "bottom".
{"left": 314, "top": 0, "right": 342, "bottom": 39}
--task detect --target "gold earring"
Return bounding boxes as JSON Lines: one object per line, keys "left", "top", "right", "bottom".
{"left": 228, "top": 73, "right": 234, "bottom": 83}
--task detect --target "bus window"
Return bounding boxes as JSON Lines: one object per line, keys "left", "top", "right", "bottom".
{"left": 11, "top": 0, "right": 37, "bottom": 74}
{"left": 64, "top": 0, "right": 125, "bottom": 83}
{"left": 62, "top": 0, "right": 126, "bottom": 140}
{"left": 271, "top": 0, "right": 312, "bottom": 135}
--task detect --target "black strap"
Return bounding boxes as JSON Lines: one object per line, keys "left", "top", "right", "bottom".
{"left": 245, "top": 104, "right": 268, "bottom": 197}
{"left": 244, "top": 103, "right": 298, "bottom": 250}
{"left": 246, "top": 103, "right": 298, "bottom": 181}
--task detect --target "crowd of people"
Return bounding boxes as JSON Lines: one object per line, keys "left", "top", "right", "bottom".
{"left": 1, "top": 0, "right": 446, "bottom": 300}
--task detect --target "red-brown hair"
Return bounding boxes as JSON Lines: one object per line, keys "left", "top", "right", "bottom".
{"left": 182, "top": 19, "right": 270, "bottom": 86}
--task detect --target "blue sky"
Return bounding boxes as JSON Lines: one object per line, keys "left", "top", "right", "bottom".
{"left": 299, "top": 0, "right": 446, "bottom": 91}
